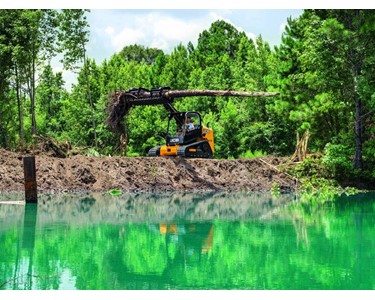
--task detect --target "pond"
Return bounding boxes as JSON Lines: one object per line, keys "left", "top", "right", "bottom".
{"left": 1, "top": 191, "right": 375, "bottom": 290}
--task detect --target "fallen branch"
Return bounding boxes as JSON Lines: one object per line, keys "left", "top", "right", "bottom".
{"left": 0, "top": 275, "right": 26, "bottom": 288}
{"left": 258, "top": 158, "right": 300, "bottom": 184}
{"left": 0, "top": 273, "right": 60, "bottom": 288}
{"left": 143, "top": 89, "right": 279, "bottom": 99}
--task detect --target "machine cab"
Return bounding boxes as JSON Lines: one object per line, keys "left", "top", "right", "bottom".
{"left": 166, "top": 112, "right": 202, "bottom": 146}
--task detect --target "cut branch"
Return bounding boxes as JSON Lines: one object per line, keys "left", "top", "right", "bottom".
{"left": 156, "top": 89, "right": 279, "bottom": 99}
{"left": 105, "top": 88, "right": 280, "bottom": 132}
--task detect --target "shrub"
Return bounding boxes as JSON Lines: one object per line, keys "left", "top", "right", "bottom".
{"left": 321, "top": 143, "right": 358, "bottom": 180}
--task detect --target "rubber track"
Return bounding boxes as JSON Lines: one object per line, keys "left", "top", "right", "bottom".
{"left": 148, "top": 146, "right": 161, "bottom": 157}
{"left": 177, "top": 140, "right": 213, "bottom": 158}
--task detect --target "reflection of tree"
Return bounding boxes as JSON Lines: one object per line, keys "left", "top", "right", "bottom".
{"left": 0, "top": 204, "right": 38, "bottom": 290}
{"left": 22, "top": 204, "right": 37, "bottom": 290}
{"left": 292, "top": 217, "right": 310, "bottom": 249}
{"left": 354, "top": 205, "right": 364, "bottom": 289}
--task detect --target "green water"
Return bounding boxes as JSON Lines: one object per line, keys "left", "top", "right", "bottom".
{"left": 1, "top": 191, "right": 375, "bottom": 290}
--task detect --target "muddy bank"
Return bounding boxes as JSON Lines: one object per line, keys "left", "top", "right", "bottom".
{"left": 0, "top": 149, "right": 297, "bottom": 193}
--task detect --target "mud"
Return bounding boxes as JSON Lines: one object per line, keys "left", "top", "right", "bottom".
{"left": 0, "top": 149, "right": 297, "bottom": 193}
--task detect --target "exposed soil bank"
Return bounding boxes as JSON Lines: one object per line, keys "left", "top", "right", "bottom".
{"left": 0, "top": 149, "right": 297, "bottom": 193}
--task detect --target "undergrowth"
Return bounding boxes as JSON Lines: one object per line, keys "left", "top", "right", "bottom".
{"left": 283, "top": 157, "right": 360, "bottom": 204}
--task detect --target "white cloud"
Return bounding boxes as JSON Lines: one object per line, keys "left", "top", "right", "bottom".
{"left": 102, "top": 12, "right": 213, "bottom": 53}
{"left": 140, "top": 13, "right": 204, "bottom": 41}
{"left": 245, "top": 31, "right": 257, "bottom": 42}
{"left": 111, "top": 28, "right": 146, "bottom": 52}
{"left": 105, "top": 26, "right": 115, "bottom": 35}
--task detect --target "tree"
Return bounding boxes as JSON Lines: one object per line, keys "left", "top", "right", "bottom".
{"left": 193, "top": 20, "right": 245, "bottom": 69}
{"left": 0, "top": 9, "right": 90, "bottom": 147}
{"left": 119, "top": 44, "right": 163, "bottom": 65}
{"left": 158, "top": 44, "right": 191, "bottom": 89}
{"left": 63, "top": 58, "right": 101, "bottom": 146}
{"left": 35, "top": 64, "right": 66, "bottom": 137}
{"left": 322, "top": 10, "right": 374, "bottom": 170}
{"left": 300, "top": 10, "right": 375, "bottom": 169}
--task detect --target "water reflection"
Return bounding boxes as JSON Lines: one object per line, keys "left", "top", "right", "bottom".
{"left": 33, "top": 191, "right": 291, "bottom": 224}
{"left": 0, "top": 191, "right": 375, "bottom": 290}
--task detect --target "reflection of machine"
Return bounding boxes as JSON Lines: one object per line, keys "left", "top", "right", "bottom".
{"left": 159, "top": 223, "right": 214, "bottom": 254}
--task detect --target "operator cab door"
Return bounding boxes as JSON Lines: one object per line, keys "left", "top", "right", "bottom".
{"left": 166, "top": 112, "right": 184, "bottom": 146}
{"left": 182, "top": 112, "right": 202, "bottom": 144}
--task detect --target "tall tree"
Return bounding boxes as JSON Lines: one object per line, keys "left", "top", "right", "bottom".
{"left": 300, "top": 10, "right": 375, "bottom": 169}
{"left": 36, "top": 65, "right": 66, "bottom": 137}
{"left": 193, "top": 20, "right": 245, "bottom": 70}
{"left": 159, "top": 43, "right": 191, "bottom": 89}
{"left": 119, "top": 44, "right": 163, "bottom": 65}
{"left": 17, "top": 10, "right": 59, "bottom": 135}
{"left": 0, "top": 11, "right": 18, "bottom": 146}
{"left": 0, "top": 9, "right": 90, "bottom": 146}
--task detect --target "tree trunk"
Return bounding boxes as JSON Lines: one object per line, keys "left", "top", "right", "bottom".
{"left": 120, "top": 132, "right": 128, "bottom": 156}
{"left": 15, "top": 65, "right": 24, "bottom": 145}
{"left": 31, "top": 55, "right": 37, "bottom": 136}
{"left": 354, "top": 92, "right": 363, "bottom": 169}
{"left": 0, "top": 111, "right": 9, "bottom": 148}
{"left": 351, "top": 10, "right": 364, "bottom": 170}
{"left": 106, "top": 88, "right": 280, "bottom": 132}
{"left": 83, "top": 52, "right": 98, "bottom": 148}
{"left": 165, "top": 89, "right": 280, "bottom": 99}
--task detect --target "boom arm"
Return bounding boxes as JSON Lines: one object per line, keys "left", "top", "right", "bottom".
{"left": 106, "top": 86, "right": 279, "bottom": 132}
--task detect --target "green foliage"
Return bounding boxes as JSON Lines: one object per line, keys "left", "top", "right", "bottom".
{"left": 287, "top": 156, "right": 360, "bottom": 204}
{"left": 158, "top": 44, "right": 191, "bottom": 89}
{"left": 239, "top": 149, "right": 267, "bottom": 159}
{"left": 119, "top": 44, "right": 163, "bottom": 65}
{"left": 271, "top": 182, "right": 280, "bottom": 197}
{"left": 321, "top": 143, "right": 358, "bottom": 180}
{"left": 85, "top": 148, "right": 101, "bottom": 157}
{"left": 0, "top": 9, "right": 90, "bottom": 145}
{"left": 107, "top": 188, "right": 123, "bottom": 196}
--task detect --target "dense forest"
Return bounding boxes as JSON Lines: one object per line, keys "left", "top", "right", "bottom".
{"left": 0, "top": 9, "right": 374, "bottom": 184}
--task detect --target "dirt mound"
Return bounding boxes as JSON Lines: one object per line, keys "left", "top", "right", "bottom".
{"left": 0, "top": 149, "right": 298, "bottom": 193}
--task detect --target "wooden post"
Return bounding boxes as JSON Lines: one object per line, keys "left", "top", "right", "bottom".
{"left": 23, "top": 156, "right": 37, "bottom": 203}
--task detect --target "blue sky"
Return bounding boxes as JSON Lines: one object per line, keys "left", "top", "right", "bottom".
{"left": 86, "top": 9, "right": 302, "bottom": 64}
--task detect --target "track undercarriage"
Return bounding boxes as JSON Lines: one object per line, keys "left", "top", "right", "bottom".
{"left": 148, "top": 140, "right": 213, "bottom": 158}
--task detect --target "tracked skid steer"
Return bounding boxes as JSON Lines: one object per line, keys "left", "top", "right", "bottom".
{"left": 148, "top": 110, "right": 214, "bottom": 158}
